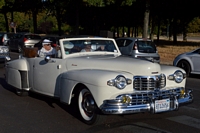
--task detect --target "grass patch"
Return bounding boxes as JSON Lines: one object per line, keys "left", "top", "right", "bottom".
{"left": 155, "top": 40, "right": 200, "bottom": 65}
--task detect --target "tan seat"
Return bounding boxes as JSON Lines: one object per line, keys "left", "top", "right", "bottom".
{"left": 23, "top": 47, "right": 38, "bottom": 58}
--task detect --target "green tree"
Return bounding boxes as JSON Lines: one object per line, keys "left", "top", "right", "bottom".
{"left": 187, "top": 17, "right": 200, "bottom": 33}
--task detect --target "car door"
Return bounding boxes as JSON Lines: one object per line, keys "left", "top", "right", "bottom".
{"left": 191, "top": 52, "right": 200, "bottom": 72}
{"left": 33, "top": 57, "right": 63, "bottom": 96}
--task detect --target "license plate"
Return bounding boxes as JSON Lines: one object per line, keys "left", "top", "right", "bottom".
{"left": 155, "top": 99, "right": 170, "bottom": 113}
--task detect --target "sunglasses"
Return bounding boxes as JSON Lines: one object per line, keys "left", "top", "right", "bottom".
{"left": 44, "top": 44, "right": 51, "bottom": 46}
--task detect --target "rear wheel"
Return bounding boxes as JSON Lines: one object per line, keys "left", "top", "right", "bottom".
{"left": 76, "top": 88, "right": 105, "bottom": 125}
{"left": 177, "top": 60, "right": 191, "bottom": 77}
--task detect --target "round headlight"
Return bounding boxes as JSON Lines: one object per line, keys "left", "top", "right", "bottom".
{"left": 115, "top": 75, "right": 127, "bottom": 89}
{"left": 174, "top": 71, "right": 184, "bottom": 83}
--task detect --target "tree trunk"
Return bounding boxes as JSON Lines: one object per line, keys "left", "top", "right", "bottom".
{"left": 168, "top": 19, "right": 173, "bottom": 41}
{"left": 134, "top": 27, "right": 137, "bottom": 37}
{"left": 183, "top": 24, "right": 187, "bottom": 41}
{"left": 127, "top": 26, "right": 130, "bottom": 37}
{"left": 117, "top": 27, "right": 119, "bottom": 38}
{"left": 56, "top": 7, "right": 62, "bottom": 36}
{"left": 150, "top": 17, "right": 155, "bottom": 41}
{"left": 32, "top": 10, "right": 38, "bottom": 33}
{"left": 173, "top": 17, "right": 177, "bottom": 44}
{"left": 142, "top": 0, "right": 150, "bottom": 38}
{"left": 157, "top": 17, "right": 160, "bottom": 42}
{"left": 3, "top": 12, "right": 9, "bottom": 32}
{"left": 122, "top": 27, "right": 124, "bottom": 37}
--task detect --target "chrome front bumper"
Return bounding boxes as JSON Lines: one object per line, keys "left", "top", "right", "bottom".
{"left": 101, "top": 88, "right": 193, "bottom": 114}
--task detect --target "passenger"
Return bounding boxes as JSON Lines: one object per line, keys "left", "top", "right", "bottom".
{"left": 81, "top": 40, "right": 94, "bottom": 52}
{"left": 38, "top": 39, "right": 57, "bottom": 57}
{"left": 96, "top": 45, "right": 105, "bottom": 51}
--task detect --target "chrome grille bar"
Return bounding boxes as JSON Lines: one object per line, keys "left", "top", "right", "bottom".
{"left": 133, "top": 74, "right": 166, "bottom": 91}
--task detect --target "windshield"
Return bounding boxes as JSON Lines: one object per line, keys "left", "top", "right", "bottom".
{"left": 137, "top": 41, "right": 157, "bottom": 53}
{"left": 63, "top": 39, "right": 118, "bottom": 55}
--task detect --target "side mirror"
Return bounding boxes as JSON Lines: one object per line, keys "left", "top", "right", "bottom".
{"left": 45, "top": 55, "right": 51, "bottom": 62}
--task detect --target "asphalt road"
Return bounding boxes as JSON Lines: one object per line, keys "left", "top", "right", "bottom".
{"left": 0, "top": 52, "right": 200, "bottom": 133}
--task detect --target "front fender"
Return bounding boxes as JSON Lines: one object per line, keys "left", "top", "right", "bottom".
{"left": 62, "top": 69, "right": 133, "bottom": 87}
{"left": 59, "top": 69, "right": 133, "bottom": 106}
{"left": 160, "top": 65, "right": 186, "bottom": 87}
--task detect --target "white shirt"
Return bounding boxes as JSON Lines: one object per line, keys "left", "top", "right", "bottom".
{"left": 38, "top": 47, "right": 57, "bottom": 57}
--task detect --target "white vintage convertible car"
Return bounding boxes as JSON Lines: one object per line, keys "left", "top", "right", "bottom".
{"left": 5, "top": 37, "right": 193, "bottom": 125}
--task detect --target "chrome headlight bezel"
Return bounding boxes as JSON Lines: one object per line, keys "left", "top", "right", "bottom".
{"left": 168, "top": 70, "right": 186, "bottom": 83}
{"left": 174, "top": 70, "right": 184, "bottom": 83}
{"left": 107, "top": 75, "right": 132, "bottom": 90}
{"left": 115, "top": 75, "right": 127, "bottom": 89}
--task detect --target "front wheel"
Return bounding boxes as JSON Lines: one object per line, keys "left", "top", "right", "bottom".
{"left": 16, "top": 88, "right": 29, "bottom": 96}
{"left": 77, "top": 88, "right": 104, "bottom": 125}
{"left": 177, "top": 60, "right": 191, "bottom": 77}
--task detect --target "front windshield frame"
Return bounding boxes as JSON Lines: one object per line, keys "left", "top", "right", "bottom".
{"left": 59, "top": 38, "right": 120, "bottom": 56}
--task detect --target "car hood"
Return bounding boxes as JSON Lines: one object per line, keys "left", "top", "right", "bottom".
{"left": 66, "top": 55, "right": 161, "bottom": 75}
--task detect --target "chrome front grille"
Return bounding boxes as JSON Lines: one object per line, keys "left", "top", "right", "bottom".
{"left": 133, "top": 74, "right": 166, "bottom": 90}
{"left": 130, "top": 88, "right": 183, "bottom": 105}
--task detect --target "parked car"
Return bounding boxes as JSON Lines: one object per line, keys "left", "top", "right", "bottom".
{"left": 115, "top": 37, "right": 160, "bottom": 63}
{"left": 8, "top": 33, "right": 41, "bottom": 52}
{"left": 173, "top": 48, "right": 200, "bottom": 76}
{"left": 0, "top": 32, "right": 14, "bottom": 46}
{"left": 0, "top": 32, "right": 11, "bottom": 62}
{"left": 5, "top": 37, "right": 193, "bottom": 125}
{"left": 34, "top": 35, "right": 63, "bottom": 49}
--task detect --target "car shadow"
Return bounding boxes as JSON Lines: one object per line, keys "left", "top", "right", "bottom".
{"left": 0, "top": 77, "right": 82, "bottom": 123}
{"left": 190, "top": 74, "right": 200, "bottom": 79}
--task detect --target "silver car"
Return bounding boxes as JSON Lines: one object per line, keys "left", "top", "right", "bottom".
{"left": 0, "top": 32, "right": 14, "bottom": 46}
{"left": 173, "top": 48, "right": 200, "bottom": 76}
{"left": 8, "top": 33, "right": 41, "bottom": 53}
{"left": 115, "top": 37, "right": 160, "bottom": 63}
{"left": 0, "top": 33, "right": 11, "bottom": 62}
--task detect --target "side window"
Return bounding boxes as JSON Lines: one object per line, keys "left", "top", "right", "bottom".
{"left": 124, "top": 39, "right": 132, "bottom": 47}
{"left": 63, "top": 41, "right": 75, "bottom": 55}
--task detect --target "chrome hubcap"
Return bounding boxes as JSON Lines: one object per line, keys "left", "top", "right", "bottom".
{"left": 82, "top": 93, "right": 95, "bottom": 116}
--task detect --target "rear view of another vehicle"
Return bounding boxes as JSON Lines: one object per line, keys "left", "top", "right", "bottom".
{"left": 23, "top": 34, "right": 41, "bottom": 48}
{"left": 9, "top": 33, "right": 41, "bottom": 53}
{"left": 116, "top": 38, "right": 160, "bottom": 63}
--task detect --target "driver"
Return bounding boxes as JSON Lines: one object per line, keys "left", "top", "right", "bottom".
{"left": 81, "top": 40, "right": 94, "bottom": 52}
{"left": 38, "top": 39, "right": 57, "bottom": 57}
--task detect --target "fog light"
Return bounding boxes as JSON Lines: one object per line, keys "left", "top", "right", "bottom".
{"left": 121, "top": 95, "right": 131, "bottom": 103}
{"left": 180, "top": 89, "right": 185, "bottom": 98}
